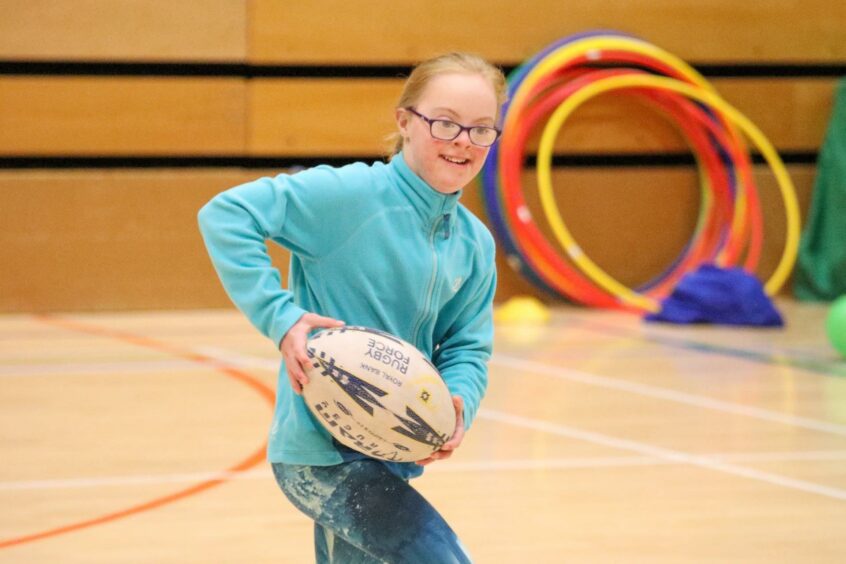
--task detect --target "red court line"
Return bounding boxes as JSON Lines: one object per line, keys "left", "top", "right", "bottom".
{"left": 0, "top": 314, "right": 276, "bottom": 549}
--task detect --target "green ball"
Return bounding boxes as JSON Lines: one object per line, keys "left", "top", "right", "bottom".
{"left": 827, "top": 296, "right": 846, "bottom": 357}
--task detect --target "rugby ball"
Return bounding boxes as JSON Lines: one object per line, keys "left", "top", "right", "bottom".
{"left": 302, "top": 326, "right": 455, "bottom": 462}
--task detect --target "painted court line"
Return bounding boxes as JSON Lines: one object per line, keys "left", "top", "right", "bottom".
{"left": 0, "top": 469, "right": 271, "bottom": 492}
{"left": 5, "top": 450, "right": 846, "bottom": 492}
{"left": 193, "top": 346, "right": 280, "bottom": 371}
{"left": 491, "top": 354, "right": 846, "bottom": 437}
{"left": 7, "top": 344, "right": 844, "bottom": 505}
{"left": 194, "top": 346, "right": 846, "bottom": 438}
{"left": 479, "top": 408, "right": 846, "bottom": 502}
{"left": 0, "top": 359, "right": 201, "bottom": 378}
{"left": 8, "top": 345, "right": 841, "bottom": 441}
{"left": 12, "top": 346, "right": 843, "bottom": 442}
{"left": 0, "top": 315, "right": 276, "bottom": 550}
{"left": 569, "top": 318, "right": 846, "bottom": 378}
{"left": 0, "top": 348, "right": 278, "bottom": 378}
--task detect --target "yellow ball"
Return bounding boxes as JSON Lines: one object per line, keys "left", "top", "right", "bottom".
{"left": 494, "top": 295, "right": 551, "bottom": 324}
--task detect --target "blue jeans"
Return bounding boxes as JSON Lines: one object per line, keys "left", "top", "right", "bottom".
{"left": 272, "top": 460, "right": 473, "bottom": 563}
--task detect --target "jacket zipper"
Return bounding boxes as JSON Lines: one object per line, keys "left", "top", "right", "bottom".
{"left": 411, "top": 213, "right": 449, "bottom": 347}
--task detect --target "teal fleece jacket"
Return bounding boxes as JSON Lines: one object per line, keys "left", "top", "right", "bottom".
{"left": 197, "top": 152, "right": 496, "bottom": 479}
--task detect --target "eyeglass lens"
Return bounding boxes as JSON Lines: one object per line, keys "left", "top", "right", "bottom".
{"left": 430, "top": 120, "right": 498, "bottom": 146}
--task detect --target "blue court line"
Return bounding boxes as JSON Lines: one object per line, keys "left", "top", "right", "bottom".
{"left": 570, "top": 319, "right": 846, "bottom": 378}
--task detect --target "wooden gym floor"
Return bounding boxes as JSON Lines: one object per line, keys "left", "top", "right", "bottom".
{"left": 1, "top": 300, "right": 845, "bottom": 563}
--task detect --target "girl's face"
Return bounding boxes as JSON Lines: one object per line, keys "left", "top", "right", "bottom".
{"left": 396, "top": 72, "right": 499, "bottom": 194}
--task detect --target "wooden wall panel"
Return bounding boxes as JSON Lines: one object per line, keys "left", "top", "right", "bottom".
{"left": 248, "top": 79, "right": 402, "bottom": 156}
{"left": 0, "top": 78, "right": 245, "bottom": 155}
{"left": 716, "top": 79, "right": 836, "bottom": 152}
{"left": 2, "top": 76, "right": 832, "bottom": 158}
{"left": 0, "top": 170, "right": 252, "bottom": 312}
{"left": 249, "top": 1, "right": 846, "bottom": 64}
{"left": 248, "top": 78, "right": 836, "bottom": 156}
{"left": 0, "top": 165, "right": 816, "bottom": 313}
{"left": 0, "top": 0, "right": 246, "bottom": 61}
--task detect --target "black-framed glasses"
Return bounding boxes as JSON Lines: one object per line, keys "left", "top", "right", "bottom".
{"left": 406, "top": 107, "right": 501, "bottom": 147}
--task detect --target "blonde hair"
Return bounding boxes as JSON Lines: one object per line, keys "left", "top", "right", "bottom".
{"left": 388, "top": 52, "right": 508, "bottom": 156}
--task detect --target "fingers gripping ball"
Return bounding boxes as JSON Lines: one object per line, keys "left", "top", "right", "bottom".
{"left": 302, "top": 326, "right": 456, "bottom": 462}
{"left": 826, "top": 296, "right": 846, "bottom": 358}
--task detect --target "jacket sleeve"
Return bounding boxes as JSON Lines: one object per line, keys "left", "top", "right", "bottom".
{"left": 432, "top": 242, "right": 497, "bottom": 431}
{"left": 197, "top": 165, "right": 365, "bottom": 346}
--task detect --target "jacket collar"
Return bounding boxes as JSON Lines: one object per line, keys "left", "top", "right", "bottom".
{"left": 390, "top": 151, "right": 461, "bottom": 223}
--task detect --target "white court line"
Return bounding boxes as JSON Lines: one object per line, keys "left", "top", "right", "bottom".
{"left": 195, "top": 347, "right": 846, "bottom": 438}
{"left": 4, "top": 450, "right": 846, "bottom": 492}
{"left": 0, "top": 359, "right": 201, "bottom": 378}
{"left": 480, "top": 409, "right": 846, "bottom": 502}
{"left": 193, "top": 347, "right": 279, "bottom": 371}
{"left": 10, "top": 347, "right": 845, "bottom": 442}
{"left": 491, "top": 354, "right": 846, "bottom": 436}
{"left": 0, "top": 470, "right": 269, "bottom": 491}
{"left": 5, "top": 347, "right": 845, "bottom": 501}
{"left": 0, "top": 348, "right": 279, "bottom": 378}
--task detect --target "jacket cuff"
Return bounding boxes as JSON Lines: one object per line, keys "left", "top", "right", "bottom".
{"left": 270, "top": 305, "right": 308, "bottom": 348}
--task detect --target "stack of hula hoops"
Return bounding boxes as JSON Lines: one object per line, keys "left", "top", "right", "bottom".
{"left": 480, "top": 31, "right": 801, "bottom": 314}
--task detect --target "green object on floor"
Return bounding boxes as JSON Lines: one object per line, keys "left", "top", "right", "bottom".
{"left": 794, "top": 77, "right": 846, "bottom": 301}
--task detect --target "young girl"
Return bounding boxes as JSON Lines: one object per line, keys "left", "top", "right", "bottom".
{"left": 199, "top": 52, "right": 507, "bottom": 563}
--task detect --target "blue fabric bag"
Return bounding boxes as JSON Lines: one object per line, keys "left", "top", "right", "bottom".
{"left": 644, "top": 264, "right": 784, "bottom": 326}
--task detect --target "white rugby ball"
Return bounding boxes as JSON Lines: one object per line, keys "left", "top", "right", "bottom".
{"left": 302, "top": 326, "right": 455, "bottom": 463}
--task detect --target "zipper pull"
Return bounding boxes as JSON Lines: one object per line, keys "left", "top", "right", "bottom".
{"left": 442, "top": 213, "right": 450, "bottom": 239}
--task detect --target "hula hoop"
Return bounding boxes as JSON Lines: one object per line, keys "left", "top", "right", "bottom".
{"left": 480, "top": 32, "right": 793, "bottom": 313}
{"left": 535, "top": 74, "right": 800, "bottom": 310}
{"left": 498, "top": 70, "right": 739, "bottom": 307}
{"left": 499, "top": 60, "right": 753, "bottom": 305}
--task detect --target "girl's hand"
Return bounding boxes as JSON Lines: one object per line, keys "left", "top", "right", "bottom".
{"left": 279, "top": 313, "right": 345, "bottom": 394}
{"left": 416, "top": 396, "right": 465, "bottom": 466}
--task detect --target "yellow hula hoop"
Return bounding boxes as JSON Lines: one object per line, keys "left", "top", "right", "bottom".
{"left": 536, "top": 74, "right": 801, "bottom": 312}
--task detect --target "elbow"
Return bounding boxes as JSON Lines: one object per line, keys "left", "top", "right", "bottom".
{"left": 196, "top": 197, "right": 218, "bottom": 235}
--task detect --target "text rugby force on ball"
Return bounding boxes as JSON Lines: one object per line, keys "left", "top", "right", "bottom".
{"left": 362, "top": 337, "right": 411, "bottom": 379}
